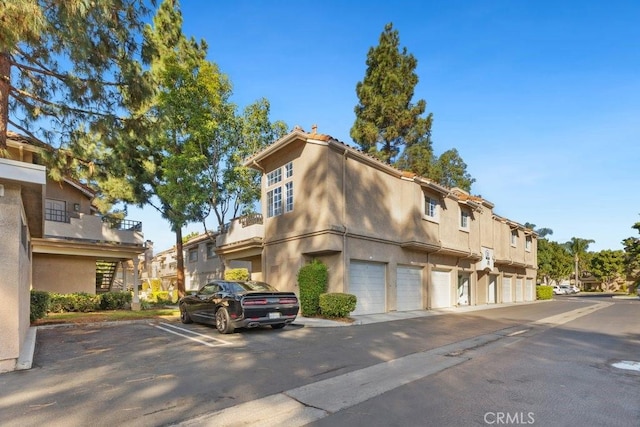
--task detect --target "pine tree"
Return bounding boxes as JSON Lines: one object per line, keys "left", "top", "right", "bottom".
{"left": 351, "top": 23, "right": 433, "bottom": 164}
{"left": 0, "top": 0, "right": 153, "bottom": 156}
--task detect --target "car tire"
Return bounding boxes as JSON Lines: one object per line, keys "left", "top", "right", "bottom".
{"left": 179, "top": 304, "right": 193, "bottom": 324}
{"left": 271, "top": 323, "right": 286, "bottom": 330}
{"left": 215, "top": 307, "right": 235, "bottom": 334}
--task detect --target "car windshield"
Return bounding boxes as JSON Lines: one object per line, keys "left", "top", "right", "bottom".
{"left": 228, "top": 281, "right": 278, "bottom": 293}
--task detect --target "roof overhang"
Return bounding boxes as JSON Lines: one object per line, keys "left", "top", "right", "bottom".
{"left": 32, "top": 237, "right": 146, "bottom": 259}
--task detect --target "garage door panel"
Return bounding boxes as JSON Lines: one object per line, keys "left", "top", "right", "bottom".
{"left": 430, "top": 270, "right": 452, "bottom": 308}
{"left": 502, "top": 277, "right": 512, "bottom": 303}
{"left": 396, "top": 266, "right": 423, "bottom": 311}
{"left": 349, "top": 261, "right": 386, "bottom": 315}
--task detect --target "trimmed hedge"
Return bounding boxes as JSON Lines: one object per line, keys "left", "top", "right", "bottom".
{"left": 225, "top": 268, "right": 250, "bottom": 281}
{"left": 30, "top": 290, "right": 50, "bottom": 322}
{"left": 30, "top": 291, "right": 134, "bottom": 322}
{"left": 297, "top": 260, "right": 328, "bottom": 316}
{"left": 319, "top": 293, "right": 357, "bottom": 318}
{"left": 536, "top": 285, "right": 553, "bottom": 300}
{"left": 99, "top": 291, "right": 132, "bottom": 310}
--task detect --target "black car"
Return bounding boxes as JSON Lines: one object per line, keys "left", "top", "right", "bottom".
{"left": 178, "top": 280, "right": 299, "bottom": 334}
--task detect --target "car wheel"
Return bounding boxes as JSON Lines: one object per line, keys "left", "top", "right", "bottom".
{"left": 179, "top": 304, "right": 192, "bottom": 324}
{"left": 271, "top": 323, "right": 286, "bottom": 330}
{"left": 215, "top": 307, "right": 234, "bottom": 334}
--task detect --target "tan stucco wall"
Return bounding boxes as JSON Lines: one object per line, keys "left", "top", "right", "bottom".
{"left": 45, "top": 178, "right": 92, "bottom": 214}
{"left": 0, "top": 184, "right": 32, "bottom": 373}
{"left": 33, "top": 254, "right": 96, "bottom": 294}
{"left": 254, "top": 133, "right": 537, "bottom": 312}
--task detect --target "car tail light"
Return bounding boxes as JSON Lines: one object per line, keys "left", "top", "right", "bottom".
{"left": 278, "top": 297, "right": 298, "bottom": 304}
{"left": 243, "top": 298, "right": 268, "bottom": 306}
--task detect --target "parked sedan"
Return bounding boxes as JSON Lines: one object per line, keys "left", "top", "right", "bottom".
{"left": 178, "top": 280, "right": 299, "bottom": 334}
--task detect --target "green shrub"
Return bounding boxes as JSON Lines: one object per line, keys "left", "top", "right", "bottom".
{"left": 225, "top": 268, "right": 250, "bottom": 281}
{"left": 536, "top": 285, "right": 553, "bottom": 300}
{"left": 30, "top": 290, "right": 50, "bottom": 322}
{"left": 297, "top": 260, "right": 328, "bottom": 316}
{"left": 319, "top": 293, "right": 357, "bottom": 318}
{"left": 49, "top": 292, "right": 100, "bottom": 312}
{"left": 99, "top": 291, "right": 132, "bottom": 310}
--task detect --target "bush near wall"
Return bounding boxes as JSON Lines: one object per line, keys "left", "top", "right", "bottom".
{"left": 297, "top": 260, "right": 328, "bottom": 316}
{"left": 225, "top": 268, "right": 250, "bottom": 281}
{"left": 30, "top": 291, "right": 133, "bottom": 321}
{"left": 319, "top": 293, "right": 357, "bottom": 318}
{"left": 536, "top": 285, "right": 553, "bottom": 300}
{"left": 30, "top": 291, "right": 50, "bottom": 322}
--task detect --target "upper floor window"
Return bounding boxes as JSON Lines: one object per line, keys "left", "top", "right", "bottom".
{"left": 424, "top": 195, "right": 439, "bottom": 221}
{"left": 188, "top": 248, "right": 198, "bottom": 263}
{"left": 266, "top": 162, "right": 293, "bottom": 218}
{"left": 460, "top": 208, "right": 470, "bottom": 231}
{"left": 206, "top": 243, "right": 217, "bottom": 259}
{"left": 525, "top": 236, "right": 532, "bottom": 252}
{"left": 511, "top": 230, "right": 518, "bottom": 247}
{"left": 267, "top": 168, "right": 282, "bottom": 186}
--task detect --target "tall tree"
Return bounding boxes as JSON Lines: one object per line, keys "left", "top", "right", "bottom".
{"left": 351, "top": 23, "right": 433, "bottom": 164}
{"left": 430, "top": 148, "right": 475, "bottom": 191}
{"left": 589, "top": 250, "right": 625, "bottom": 291}
{"left": 524, "top": 222, "right": 553, "bottom": 239}
{"left": 0, "top": 0, "right": 153, "bottom": 158}
{"left": 537, "top": 239, "right": 573, "bottom": 285}
{"left": 622, "top": 219, "right": 640, "bottom": 288}
{"left": 563, "top": 237, "right": 595, "bottom": 289}
{"left": 352, "top": 23, "right": 474, "bottom": 191}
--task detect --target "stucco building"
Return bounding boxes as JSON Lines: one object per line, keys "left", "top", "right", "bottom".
{"left": 216, "top": 127, "right": 538, "bottom": 315}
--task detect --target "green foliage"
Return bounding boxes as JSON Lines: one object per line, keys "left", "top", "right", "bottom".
{"left": 99, "top": 291, "right": 132, "bottom": 310}
{"left": 351, "top": 23, "right": 474, "bottom": 191}
{"left": 430, "top": 149, "right": 475, "bottom": 192}
{"left": 536, "top": 285, "right": 553, "bottom": 300}
{"left": 1, "top": 0, "right": 154, "bottom": 158}
{"left": 537, "top": 239, "right": 573, "bottom": 284}
{"left": 589, "top": 250, "right": 625, "bottom": 286}
{"left": 319, "top": 293, "right": 357, "bottom": 318}
{"left": 225, "top": 268, "right": 250, "bottom": 281}
{"left": 48, "top": 292, "right": 101, "bottom": 313}
{"left": 622, "top": 219, "right": 640, "bottom": 282}
{"left": 30, "top": 290, "right": 50, "bottom": 322}
{"left": 297, "top": 260, "right": 328, "bottom": 316}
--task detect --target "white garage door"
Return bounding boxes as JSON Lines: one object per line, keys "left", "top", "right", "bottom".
{"left": 430, "top": 270, "right": 452, "bottom": 308}
{"left": 396, "top": 266, "right": 423, "bottom": 311}
{"left": 525, "top": 279, "right": 535, "bottom": 301}
{"left": 502, "top": 276, "right": 512, "bottom": 303}
{"left": 515, "top": 278, "right": 524, "bottom": 302}
{"left": 349, "top": 261, "right": 386, "bottom": 315}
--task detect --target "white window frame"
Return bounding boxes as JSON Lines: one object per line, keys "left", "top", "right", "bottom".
{"left": 525, "top": 236, "right": 532, "bottom": 252}
{"left": 424, "top": 194, "right": 439, "bottom": 222}
{"left": 285, "top": 181, "right": 294, "bottom": 213}
{"left": 188, "top": 248, "right": 198, "bottom": 263}
{"left": 459, "top": 208, "right": 470, "bottom": 231}
{"left": 266, "top": 162, "right": 293, "bottom": 218}
{"left": 511, "top": 230, "right": 518, "bottom": 247}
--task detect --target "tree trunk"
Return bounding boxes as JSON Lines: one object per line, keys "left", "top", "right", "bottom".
{"left": 0, "top": 51, "right": 10, "bottom": 151}
{"left": 175, "top": 228, "right": 186, "bottom": 298}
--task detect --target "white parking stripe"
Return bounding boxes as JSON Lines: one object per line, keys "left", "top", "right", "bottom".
{"left": 153, "top": 322, "right": 232, "bottom": 347}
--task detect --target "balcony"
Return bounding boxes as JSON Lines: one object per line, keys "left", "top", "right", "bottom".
{"left": 44, "top": 209, "right": 144, "bottom": 245}
{"left": 216, "top": 214, "right": 264, "bottom": 251}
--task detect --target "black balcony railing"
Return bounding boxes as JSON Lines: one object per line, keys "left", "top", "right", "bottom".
{"left": 45, "top": 208, "right": 79, "bottom": 223}
{"left": 102, "top": 216, "right": 143, "bottom": 231}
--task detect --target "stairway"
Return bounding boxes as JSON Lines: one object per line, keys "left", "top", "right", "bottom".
{"left": 96, "top": 260, "right": 118, "bottom": 293}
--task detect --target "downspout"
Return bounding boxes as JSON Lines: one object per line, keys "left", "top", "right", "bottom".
{"left": 342, "top": 149, "right": 348, "bottom": 292}
{"left": 252, "top": 160, "right": 267, "bottom": 283}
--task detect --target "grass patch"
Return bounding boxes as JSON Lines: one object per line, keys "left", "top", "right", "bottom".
{"left": 32, "top": 308, "right": 179, "bottom": 326}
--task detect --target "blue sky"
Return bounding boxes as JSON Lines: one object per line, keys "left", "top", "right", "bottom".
{"left": 130, "top": 0, "right": 640, "bottom": 253}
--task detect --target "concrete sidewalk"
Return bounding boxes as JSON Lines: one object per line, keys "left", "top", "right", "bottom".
{"left": 294, "top": 301, "right": 543, "bottom": 327}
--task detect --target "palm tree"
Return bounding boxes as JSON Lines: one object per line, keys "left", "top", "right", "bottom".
{"left": 563, "top": 237, "right": 595, "bottom": 289}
